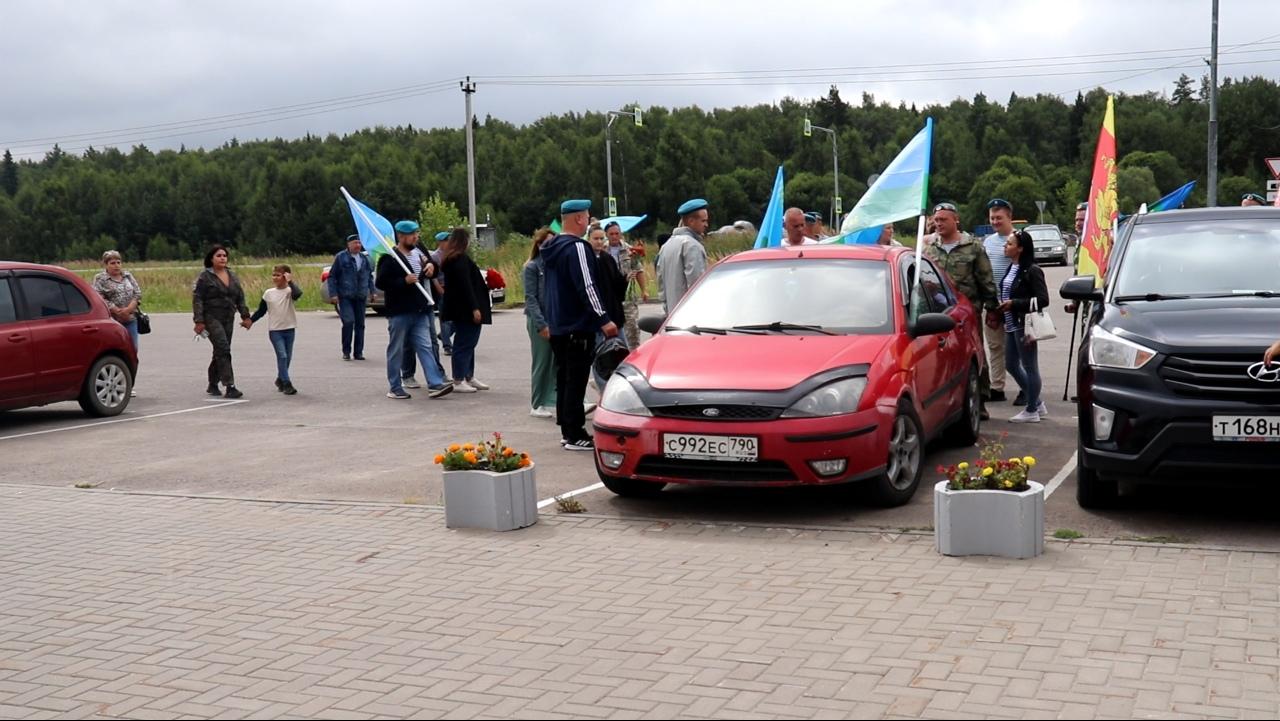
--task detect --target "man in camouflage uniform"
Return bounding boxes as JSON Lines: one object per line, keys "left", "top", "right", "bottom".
{"left": 605, "top": 222, "right": 648, "bottom": 348}
{"left": 922, "top": 202, "right": 998, "bottom": 419}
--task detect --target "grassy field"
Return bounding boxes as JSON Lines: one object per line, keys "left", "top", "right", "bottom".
{"left": 59, "top": 231, "right": 912, "bottom": 313}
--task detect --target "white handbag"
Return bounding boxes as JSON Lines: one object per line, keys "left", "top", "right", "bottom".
{"left": 1024, "top": 297, "right": 1057, "bottom": 342}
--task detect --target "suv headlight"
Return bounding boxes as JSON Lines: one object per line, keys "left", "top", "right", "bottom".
{"left": 600, "top": 374, "right": 651, "bottom": 416}
{"left": 781, "top": 378, "right": 867, "bottom": 418}
{"left": 1089, "top": 326, "right": 1156, "bottom": 370}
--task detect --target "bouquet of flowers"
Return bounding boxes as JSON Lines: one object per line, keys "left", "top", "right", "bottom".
{"left": 435, "top": 432, "right": 531, "bottom": 473}
{"left": 939, "top": 433, "right": 1036, "bottom": 492}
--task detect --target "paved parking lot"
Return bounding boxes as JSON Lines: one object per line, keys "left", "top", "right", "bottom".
{"left": 2, "top": 264, "right": 1279, "bottom": 550}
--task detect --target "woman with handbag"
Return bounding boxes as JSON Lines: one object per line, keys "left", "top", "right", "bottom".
{"left": 997, "top": 230, "right": 1051, "bottom": 423}
{"left": 93, "top": 250, "right": 143, "bottom": 397}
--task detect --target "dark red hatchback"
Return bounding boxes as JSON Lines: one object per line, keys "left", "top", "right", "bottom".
{"left": 0, "top": 262, "right": 137, "bottom": 416}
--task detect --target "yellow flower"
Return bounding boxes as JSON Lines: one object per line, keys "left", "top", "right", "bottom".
{"left": 448, "top": 444, "right": 461, "bottom": 452}
{"left": 957, "top": 462, "right": 968, "bottom": 471}
{"left": 1023, "top": 456, "right": 1036, "bottom": 467}
{"left": 981, "top": 467, "right": 994, "bottom": 477}
{"left": 463, "top": 451, "right": 477, "bottom": 464}
{"left": 1009, "top": 457, "right": 1021, "bottom": 464}
{"left": 433, "top": 454, "right": 444, "bottom": 464}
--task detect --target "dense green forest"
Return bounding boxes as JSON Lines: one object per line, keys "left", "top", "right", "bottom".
{"left": 1, "top": 74, "right": 1276, "bottom": 263}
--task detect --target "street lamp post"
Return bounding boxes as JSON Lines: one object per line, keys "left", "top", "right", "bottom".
{"left": 606, "top": 106, "right": 643, "bottom": 217}
{"left": 805, "top": 118, "right": 841, "bottom": 230}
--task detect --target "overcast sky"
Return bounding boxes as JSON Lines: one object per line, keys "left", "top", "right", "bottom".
{"left": 4, "top": 0, "right": 1277, "bottom": 161}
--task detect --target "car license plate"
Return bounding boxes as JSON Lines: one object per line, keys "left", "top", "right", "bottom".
{"left": 663, "top": 433, "right": 758, "bottom": 461}
{"left": 1212, "top": 415, "right": 1280, "bottom": 441}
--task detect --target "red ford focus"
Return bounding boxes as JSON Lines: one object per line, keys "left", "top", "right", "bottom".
{"left": 593, "top": 245, "right": 985, "bottom": 506}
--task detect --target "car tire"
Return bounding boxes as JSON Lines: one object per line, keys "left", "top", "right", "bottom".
{"left": 1075, "top": 441, "right": 1119, "bottom": 509}
{"left": 865, "top": 400, "right": 924, "bottom": 507}
{"left": 77, "top": 356, "right": 132, "bottom": 417}
{"left": 596, "top": 467, "right": 666, "bottom": 498}
{"left": 943, "top": 363, "right": 981, "bottom": 447}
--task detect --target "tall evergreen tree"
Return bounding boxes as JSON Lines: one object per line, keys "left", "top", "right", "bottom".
{"left": 0, "top": 150, "right": 17, "bottom": 197}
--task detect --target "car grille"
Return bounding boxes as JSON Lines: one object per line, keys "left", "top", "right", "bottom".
{"left": 1159, "top": 353, "right": 1280, "bottom": 401}
{"left": 635, "top": 456, "right": 796, "bottom": 482}
{"left": 650, "top": 404, "right": 782, "bottom": 421}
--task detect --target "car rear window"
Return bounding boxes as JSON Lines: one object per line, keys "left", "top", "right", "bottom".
{"left": 0, "top": 279, "right": 16, "bottom": 324}
{"left": 19, "top": 276, "right": 92, "bottom": 318}
{"left": 1114, "top": 219, "right": 1280, "bottom": 297}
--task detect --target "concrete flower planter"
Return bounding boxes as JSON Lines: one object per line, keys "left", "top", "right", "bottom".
{"left": 442, "top": 464, "right": 538, "bottom": 531}
{"left": 934, "top": 480, "right": 1045, "bottom": 559}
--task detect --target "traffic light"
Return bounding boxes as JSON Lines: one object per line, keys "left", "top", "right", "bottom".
{"left": 835, "top": 197, "right": 843, "bottom": 215}
{"left": 608, "top": 197, "right": 618, "bottom": 217}
{"left": 634, "top": 107, "right": 643, "bottom": 127}
{"left": 804, "top": 117, "right": 812, "bottom": 137}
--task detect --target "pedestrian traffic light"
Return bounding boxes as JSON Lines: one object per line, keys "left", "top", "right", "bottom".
{"left": 835, "top": 197, "right": 843, "bottom": 215}
{"left": 608, "top": 196, "right": 618, "bottom": 217}
{"left": 804, "top": 118, "right": 812, "bottom": 137}
{"left": 634, "top": 107, "right": 642, "bottom": 127}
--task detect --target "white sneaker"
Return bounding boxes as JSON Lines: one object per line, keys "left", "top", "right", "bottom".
{"left": 1009, "top": 409, "right": 1041, "bottom": 423}
{"left": 453, "top": 380, "right": 478, "bottom": 393}
{"left": 467, "top": 377, "right": 491, "bottom": 390}
{"left": 401, "top": 376, "right": 421, "bottom": 389}
{"left": 1036, "top": 401, "right": 1049, "bottom": 418}
{"left": 584, "top": 402, "right": 598, "bottom": 415}
{"left": 530, "top": 406, "right": 553, "bottom": 418}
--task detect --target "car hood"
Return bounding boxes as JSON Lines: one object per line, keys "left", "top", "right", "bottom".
{"left": 1104, "top": 298, "right": 1280, "bottom": 350}
{"left": 625, "top": 334, "right": 892, "bottom": 391}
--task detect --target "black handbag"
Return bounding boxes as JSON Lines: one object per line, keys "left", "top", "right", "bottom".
{"left": 135, "top": 308, "right": 151, "bottom": 335}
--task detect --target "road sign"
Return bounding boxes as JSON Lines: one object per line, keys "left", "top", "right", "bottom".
{"left": 607, "top": 197, "right": 618, "bottom": 217}
{"left": 1267, "top": 157, "right": 1280, "bottom": 180}
{"left": 634, "top": 107, "right": 642, "bottom": 127}
{"left": 1268, "top": 179, "right": 1278, "bottom": 204}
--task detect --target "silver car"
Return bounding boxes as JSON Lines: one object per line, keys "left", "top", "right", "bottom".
{"left": 1026, "top": 224, "right": 1068, "bottom": 266}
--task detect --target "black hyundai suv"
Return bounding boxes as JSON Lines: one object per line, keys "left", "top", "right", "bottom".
{"left": 1061, "top": 206, "right": 1280, "bottom": 507}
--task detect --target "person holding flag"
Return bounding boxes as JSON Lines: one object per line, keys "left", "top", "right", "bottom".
{"left": 375, "top": 220, "right": 453, "bottom": 401}
{"left": 328, "top": 233, "right": 373, "bottom": 361}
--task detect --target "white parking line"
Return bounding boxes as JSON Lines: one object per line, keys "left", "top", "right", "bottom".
{"left": 0, "top": 401, "right": 248, "bottom": 442}
{"left": 538, "top": 482, "right": 604, "bottom": 509}
{"left": 1043, "top": 451, "right": 1078, "bottom": 499}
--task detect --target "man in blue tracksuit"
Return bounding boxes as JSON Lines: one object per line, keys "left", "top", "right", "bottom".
{"left": 328, "top": 233, "right": 373, "bottom": 361}
{"left": 541, "top": 199, "right": 619, "bottom": 451}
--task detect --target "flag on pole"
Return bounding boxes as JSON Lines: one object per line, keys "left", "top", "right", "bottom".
{"left": 1077, "top": 97, "right": 1118, "bottom": 283}
{"left": 754, "top": 166, "right": 785, "bottom": 248}
{"left": 340, "top": 187, "right": 395, "bottom": 270}
{"left": 1147, "top": 180, "right": 1195, "bottom": 213}
{"left": 839, "top": 118, "right": 933, "bottom": 238}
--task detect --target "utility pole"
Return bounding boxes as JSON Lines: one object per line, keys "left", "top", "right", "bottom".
{"left": 805, "top": 118, "right": 841, "bottom": 230}
{"left": 461, "top": 77, "right": 477, "bottom": 234}
{"left": 605, "top": 106, "right": 642, "bottom": 217}
{"left": 1207, "top": 0, "right": 1220, "bottom": 206}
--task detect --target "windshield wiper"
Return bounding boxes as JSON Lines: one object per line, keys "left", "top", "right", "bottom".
{"left": 1113, "top": 293, "right": 1193, "bottom": 302}
{"left": 664, "top": 325, "right": 726, "bottom": 335}
{"left": 730, "top": 322, "right": 838, "bottom": 336}
{"left": 1195, "top": 290, "right": 1280, "bottom": 299}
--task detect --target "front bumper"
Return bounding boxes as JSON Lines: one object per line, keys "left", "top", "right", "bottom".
{"left": 592, "top": 406, "right": 892, "bottom": 487}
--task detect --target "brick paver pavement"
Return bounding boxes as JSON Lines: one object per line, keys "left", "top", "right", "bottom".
{"left": 1, "top": 484, "right": 1277, "bottom": 719}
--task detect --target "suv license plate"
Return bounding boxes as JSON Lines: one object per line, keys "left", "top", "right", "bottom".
{"left": 1212, "top": 415, "right": 1280, "bottom": 441}
{"left": 663, "top": 433, "right": 758, "bottom": 461}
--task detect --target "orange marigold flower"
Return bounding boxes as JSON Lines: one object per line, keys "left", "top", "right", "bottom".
{"left": 502, "top": 447, "right": 515, "bottom": 457}
{"left": 463, "top": 451, "right": 478, "bottom": 464}
{"left": 448, "top": 444, "right": 461, "bottom": 452}
{"left": 518, "top": 458, "right": 531, "bottom": 467}
{"left": 433, "top": 454, "right": 445, "bottom": 464}
{"left": 463, "top": 443, "right": 474, "bottom": 451}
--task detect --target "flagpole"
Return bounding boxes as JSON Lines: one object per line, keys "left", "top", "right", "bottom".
{"left": 339, "top": 186, "right": 434, "bottom": 304}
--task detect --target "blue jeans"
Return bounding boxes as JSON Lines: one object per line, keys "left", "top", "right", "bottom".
{"left": 400, "top": 310, "right": 446, "bottom": 379}
{"left": 439, "top": 319, "right": 455, "bottom": 352}
{"left": 122, "top": 318, "right": 139, "bottom": 351}
{"left": 269, "top": 329, "right": 296, "bottom": 383}
{"left": 337, "top": 297, "right": 366, "bottom": 356}
{"left": 387, "top": 312, "right": 447, "bottom": 392}
{"left": 1004, "top": 328, "right": 1041, "bottom": 412}
{"left": 451, "top": 321, "right": 482, "bottom": 381}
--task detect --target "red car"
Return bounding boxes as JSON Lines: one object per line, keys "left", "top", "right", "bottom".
{"left": 0, "top": 262, "right": 137, "bottom": 416}
{"left": 593, "top": 245, "right": 984, "bottom": 506}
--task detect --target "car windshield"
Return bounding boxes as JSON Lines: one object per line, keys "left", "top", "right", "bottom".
{"left": 1113, "top": 218, "right": 1280, "bottom": 298}
{"left": 666, "top": 258, "right": 893, "bottom": 334}
{"left": 1029, "top": 229, "right": 1061, "bottom": 242}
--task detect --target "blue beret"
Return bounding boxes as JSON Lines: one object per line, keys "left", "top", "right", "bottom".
{"left": 677, "top": 198, "right": 708, "bottom": 216}
{"left": 804, "top": 212, "right": 819, "bottom": 222}
{"left": 394, "top": 220, "right": 419, "bottom": 234}
{"left": 561, "top": 199, "right": 591, "bottom": 214}
{"left": 434, "top": 231, "right": 450, "bottom": 242}
{"left": 346, "top": 233, "right": 361, "bottom": 242}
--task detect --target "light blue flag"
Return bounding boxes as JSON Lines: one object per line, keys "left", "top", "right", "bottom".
{"left": 839, "top": 119, "right": 933, "bottom": 236}
{"left": 1148, "top": 180, "right": 1196, "bottom": 213}
{"left": 753, "top": 166, "right": 785, "bottom": 248}
{"left": 596, "top": 215, "right": 648, "bottom": 234}
{"left": 340, "top": 186, "right": 431, "bottom": 303}
{"left": 818, "top": 226, "right": 884, "bottom": 245}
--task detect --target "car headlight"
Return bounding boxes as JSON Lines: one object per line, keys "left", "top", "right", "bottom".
{"left": 781, "top": 378, "right": 867, "bottom": 418}
{"left": 1088, "top": 326, "right": 1156, "bottom": 370}
{"left": 600, "top": 374, "right": 652, "bottom": 416}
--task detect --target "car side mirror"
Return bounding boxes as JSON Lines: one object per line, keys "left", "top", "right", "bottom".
{"left": 1060, "top": 275, "right": 1103, "bottom": 302}
{"left": 910, "top": 312, "right": 956, "bottom": 338}
{"left": 638, "top": 315, "right": 665, "bottom": 334}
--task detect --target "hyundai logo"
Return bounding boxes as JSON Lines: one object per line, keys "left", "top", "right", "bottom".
{"left": 702, "top": 407, "right": 721, "bottom": 417}
{"left": 1246, "top": 362, "right": 1280, "bottom": 383}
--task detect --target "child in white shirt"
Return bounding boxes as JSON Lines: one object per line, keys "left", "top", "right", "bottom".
{"left": 250, "top": 264, "right": 303, "bottom": 395}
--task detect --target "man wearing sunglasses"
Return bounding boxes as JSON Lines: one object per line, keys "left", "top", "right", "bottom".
{"left": 924, "top": 201, "right": 997, "bottom": 419}
{"left": 982, "top": 198, "right": 1019, "bottom": 404}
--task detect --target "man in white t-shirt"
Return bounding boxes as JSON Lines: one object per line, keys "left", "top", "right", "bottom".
{"left": 781, "top": 207, "right": 818, "bottom": 248}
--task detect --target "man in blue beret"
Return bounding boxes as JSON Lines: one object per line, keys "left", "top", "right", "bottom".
{"left": 374, "top": 220, "right": 453, "bottom": 400}
{"left": 656, "top": 198, "right": 710, "bottom": 314}
{"left": 328, "top": 232, "right": 374, "bottom": 360}
{"left": 540, "top": 199, "right": 620, "bottom": 451}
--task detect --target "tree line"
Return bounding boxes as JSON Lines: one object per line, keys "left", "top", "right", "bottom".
{"left": 1, "top": 74, "right": 1276, "bottom": 263}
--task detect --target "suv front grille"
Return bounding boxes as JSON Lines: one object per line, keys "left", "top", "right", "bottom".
{"left": 1159, "top": 353, "right": 1280, "bottom": 401}
{"left": 650, "top": 404, "right": 782, "bottom": 421}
